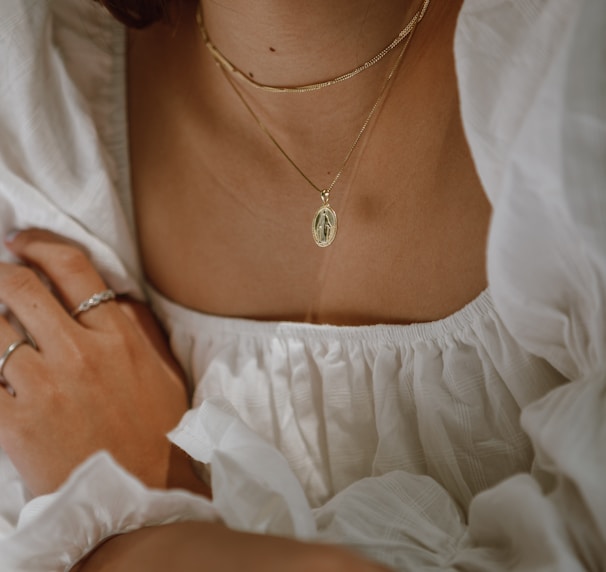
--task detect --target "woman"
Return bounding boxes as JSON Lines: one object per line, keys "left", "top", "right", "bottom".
{"left": 0, "top": 0, "right": 604, "bottom": 570}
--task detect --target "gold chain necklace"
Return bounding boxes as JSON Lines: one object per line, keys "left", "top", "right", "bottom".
{"left": 196, "top": 0, "right": 430, "bottom": 93}
{"left": 198, "top": 1, "right": 429, "bottom": 247}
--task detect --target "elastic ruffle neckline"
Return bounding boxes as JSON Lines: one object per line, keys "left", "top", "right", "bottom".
{"left": 147, "top": 285, "right": 495, "bottom": 345}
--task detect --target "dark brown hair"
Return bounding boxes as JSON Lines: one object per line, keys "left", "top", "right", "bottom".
{"left": 95, "top": 0, "right": 173, "bottom": 28}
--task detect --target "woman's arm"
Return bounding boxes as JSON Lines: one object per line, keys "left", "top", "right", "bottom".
{"left": 75, "top": 521, "right": 391, "bottom": 572}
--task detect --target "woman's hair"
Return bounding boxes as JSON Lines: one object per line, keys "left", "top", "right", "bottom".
{"left": 94, "top": 0, "right": 173, "bottom": 28}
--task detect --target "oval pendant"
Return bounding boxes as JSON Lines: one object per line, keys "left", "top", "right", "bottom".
{"left": 312, "top": 204, "right": 338, "bottom": 247}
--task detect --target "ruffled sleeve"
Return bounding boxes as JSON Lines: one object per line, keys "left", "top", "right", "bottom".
{"left": 0, "top": 453, "right": 218, "bottom": 572}
{"left": 0, "top": 0, "right": 142, "bottom": 297}
{"left": 447, "top": 0, "right": 606, "bottom": 568}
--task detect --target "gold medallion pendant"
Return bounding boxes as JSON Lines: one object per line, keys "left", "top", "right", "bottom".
{"left": 312, "top": 190, "right": 338, "bottom": 247}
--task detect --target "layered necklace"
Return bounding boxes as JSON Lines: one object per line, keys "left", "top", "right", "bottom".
{"left": 196, "top": 0, "right": 431, "bottom": 247}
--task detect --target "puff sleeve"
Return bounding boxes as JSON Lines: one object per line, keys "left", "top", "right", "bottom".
{"left": 447, "top": 0, "right": 606, "bottom": 568}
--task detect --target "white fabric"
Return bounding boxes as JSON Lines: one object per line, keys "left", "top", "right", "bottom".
{"left": 0, "top": 0, "right": 604, "bottom": 570}
{"left": 1, "top": 453, "right": 218, "bottom": 571}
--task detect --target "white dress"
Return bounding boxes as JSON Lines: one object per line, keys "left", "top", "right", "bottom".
{"left": 0, "top": 0, "right": 604, "bottom": 570}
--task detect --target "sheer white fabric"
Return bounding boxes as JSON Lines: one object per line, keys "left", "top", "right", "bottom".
{"left": 0, "top": 0, "right": 604, "bottom": 570}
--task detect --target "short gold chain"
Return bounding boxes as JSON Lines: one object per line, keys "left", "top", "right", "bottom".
{"left": 196, "top": 0, "right": 431, "bottom": 93}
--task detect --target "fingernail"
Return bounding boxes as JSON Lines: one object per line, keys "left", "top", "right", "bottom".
{"left": 4, "top": 230, "right": 20, "bottom": 244}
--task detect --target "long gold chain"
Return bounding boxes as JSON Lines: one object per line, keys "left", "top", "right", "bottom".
{"left": 199, "top": 1, "right": 430, "bottom": 246}
{"left": 196, "top": 0, "right": 431, "bottom": 94}
{"left": 220, "top": 37, "right": 410, "bottom": 198}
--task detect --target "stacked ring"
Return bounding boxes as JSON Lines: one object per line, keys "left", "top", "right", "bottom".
{"left": 71, "top": 289, "right": 117, "bottom": 318}
{"left": 0, "top": 336, "right": 37, "bottom": 397}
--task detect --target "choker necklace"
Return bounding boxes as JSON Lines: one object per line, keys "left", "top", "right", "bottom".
{"left": 196, "top": 0, "right": 431, "bottom": 93}
{"left": 198, "top": 1, "right": 430, "bottom": 247}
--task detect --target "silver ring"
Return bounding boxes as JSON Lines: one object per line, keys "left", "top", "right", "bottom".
{"left": 0, "top": 337, "right": 36, "bottom": 396}
{"left": 71, "top": 289, "right": 117, "bottom": 318}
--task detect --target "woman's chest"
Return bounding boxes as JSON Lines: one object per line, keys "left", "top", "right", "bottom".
{"left": 130, "top": 123, "right": 490, "bottom": 325}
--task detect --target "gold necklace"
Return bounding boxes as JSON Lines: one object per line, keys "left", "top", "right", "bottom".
{"left": 196, "top": 0, "right": 431, "bottom": 93}
{"left": 199, "top": 1, "right": 429, "bottom": 247}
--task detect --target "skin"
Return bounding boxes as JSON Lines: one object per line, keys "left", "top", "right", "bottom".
{"left": 1, "top": 0, "right": 491, "bottom": 569}
{"left": 75, "top": 522, "right": 391, "bottom": 572}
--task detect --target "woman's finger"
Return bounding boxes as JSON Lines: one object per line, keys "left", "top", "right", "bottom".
{"left": 0, "top": 262, "right": 75, "bottom": 345}
{"left": 4, "top": 229, "right": 124, "bottom": 330}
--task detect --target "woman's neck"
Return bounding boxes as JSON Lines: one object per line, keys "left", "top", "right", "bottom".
{"left": 198, "top": 0, "right": 419, "bottom": 88}
{"left": 135, "top": 0, "right": 439, "bottom": 184}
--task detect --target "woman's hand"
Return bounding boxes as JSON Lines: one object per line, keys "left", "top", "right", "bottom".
{"left": 76, "top": 521, "right": 392, "bottom": 572}
{"left": 0, "top": 229, "right": 189, "bottom": 496}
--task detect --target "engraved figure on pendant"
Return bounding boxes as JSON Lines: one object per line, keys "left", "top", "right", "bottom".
{"left": 312, "top": 204, "right": 338, "bottom": 247}
{"left": 318, "top": 211, "right": 332, "bottom": 242}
